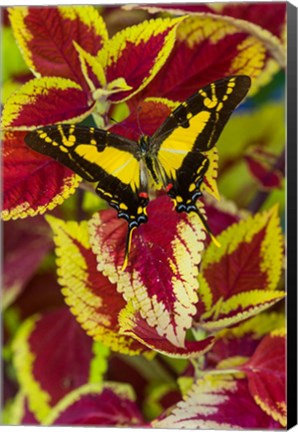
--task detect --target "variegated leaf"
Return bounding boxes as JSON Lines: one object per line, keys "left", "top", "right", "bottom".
{"left": 1, "top": 77, "right": 94, "bottom": 129}
{"left": 244, "top": 147, "right": 283, "bottom": 190}
{"left": 47, "top": 216, "right": 152, "bottom": 357}
{"left": 2, "top": 131, "right": 80, "bottom": 220}
{"left": 89, "top": 195, "right": 206, "bottom": 348}
{"left": 12, "top": 308, "right": 109, "bottom": 422}
{"left": 240, "top": 329, "right": 286, "bottom": 427}
{"left": 119, "top": 302, "right": 214, "bottom": 358}
{"left": 98, "top": 16, "right": 185, "bottom": 102}
{"left": 133, "top": 14, "right": 269, "bottom": 104}
{"left": 43, "top": 383, "right": 145, "bottom": 426}
{"left": 8, "top": 6, "right": 108, "bottom": 90}
{"left": 153, "top": 374, "right": 281, "bottom": 429}
{"left": 3, "top": 217, "right": 52, "bottom": 309}
{"left": 196, "top": 206, "right": 284, "bottom": 330}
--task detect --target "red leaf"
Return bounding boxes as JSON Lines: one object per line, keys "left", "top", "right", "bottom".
{"left": 241, "top": 330, "right": 286, "bottom": 426}
{"left": 219, "top": 3, "right": 286, "bottom": 39}
{"left": 14, "top": 272, "right": 65, "bottom": 321}
{"left": 2, "top": 78, "right": 93, "bottom": 128}
{"left": 102, "top": 17, "right": 184, "bottom": 103}
{"left": 195, "top": 207, "right": 284, "bottom": 330}
{"left": 3, "top": 217, "right": 52, "bottom": 308}
{"left": 110, "top": 98, "right": 173, "bottom": 141}
{"left": 2, "top": 131, "right": 79, "bottom": 220}
{"left": 9, "top": 6, "right": 107, "bottom": 91}
{"left": 89, "top": 195, "right": 206, "bottom": 347}
{"left": 203, "top": 196, "right": 242, "bottom": 237}
{"left": 26, "top": 308, "right": 95, "bottom": 406}
{"left": 154, "top": 375, "right": 281, "bottom": 429}
{"left": 205, "top": 228, "right": 267, "bottom": 300}
{"left": 205, "top": 335, "right": 259, "bottom": 369}
{"left": 119, "top": 306, "right": 214, "bottom": 358}
{"left": 49, "top": 386, "right": 145, "bottom": 426}
{"left": 202, "top": 208, "right": 283, "bottom": 304}
{"left": 244, "top": 147, "right": 283, "bottom": 190}
{"left": 48, "top": 216, "right": 150, "bottom": 356}
{"left": 133, "top": 26, "right": 250, "bottom": 102}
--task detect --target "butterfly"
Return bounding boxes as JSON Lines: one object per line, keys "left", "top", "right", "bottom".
{"left": 25, "top": 75, "right": 251, "bottom": 269}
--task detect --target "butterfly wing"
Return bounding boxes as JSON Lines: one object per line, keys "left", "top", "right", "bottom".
{"left": 25, "top": 124, "right": 149, "bottom": 268}
{"left": 151, "top": 75, "right": 251, "bottom": 217}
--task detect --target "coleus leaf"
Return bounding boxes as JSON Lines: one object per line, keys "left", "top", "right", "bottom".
{"left": 89, "top": 195, "right": 207, "bottom": 348}
{"left": 8, "top": 384, "right": 145, "bottom": 427}
{"left": 13, "top": 271, "right": 65, "bottom": 321}
{"left": 125, "top": 4, "right": 214, "bottom": 14}
{"left": 153, "top": 374, "right": 281, "bottom": 429}
{"left": 133, "top": 14, "right": 269, "bottom": 104}
{"left": 2, "top": 131, "right": 80, "bottom": 220}
{"left": 3, "top": 216, "right": 52, "bottom": 309}
{"left": 240, "top": 329, "right": 286, "bottom": 427}
{"left": 118, "top": 302, "right": 215, "bottom": 358}
{"left": 43, "top": 383, "right": 145, "bottom": 426}
{"left": 8, "top": 6, "right": 108, "bottom": 91}
{"left": 97, "top": 16, "right": 185, "bottom": 103}
{"left": 205, "top": 311, "right": 285, "bottom": 368}
{"left": 3, "top": 12, "right": 184, "bottom": 129}
{"left": 12, "top": 307, "right": 109, "bottom": 422}
{"left": 202, "top": 195, "right": 243, "bottom": 238}
{"left": 244, "top": 146, "right": 283, "bottom": 190}
{"left": 216, "top": 3, "right": 286, "bottom": 39}
{"left": 47, "top": 215, "right": 151, "bottom": 357}
{"left": 196, "top": 205, "right": 284, "bottom": 330}
{"left": 143, "top": 381, "right": 181, "bottom": 421}
{"left": 110, "top": 97, "right": 177, "bottom": 141}
{"left": 6, "top": 393, "right": 39, "bottom": 425}
{"left": 1, "top": 77, "right": 95, "bottom": 129}
{"left": 125, "top": 2, "right": 286, "bottom": 42}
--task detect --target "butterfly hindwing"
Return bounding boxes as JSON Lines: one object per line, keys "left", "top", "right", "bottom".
{"left": 166, "top": 151, "right": 209, "bottom": 211}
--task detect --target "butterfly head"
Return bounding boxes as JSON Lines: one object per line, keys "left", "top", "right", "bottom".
{"left": 139, "top": 135, "right": 150, "bottom": 156}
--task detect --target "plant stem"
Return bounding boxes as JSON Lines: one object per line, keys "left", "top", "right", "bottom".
{"left": 120, "top": 355, "right": 175, "bottom": 384}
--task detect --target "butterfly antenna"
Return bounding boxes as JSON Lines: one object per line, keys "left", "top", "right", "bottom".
{"left": 136, "top": 105, "right": 145, "bottom": 137}
{"left": 121, "top": 225, "right": 137, "bottom": 271}
{"left": 195, "top": 209, "right": 221, "bottom": 247}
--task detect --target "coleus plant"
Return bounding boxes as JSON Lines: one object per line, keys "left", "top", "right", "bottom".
{"left": 1, "top": 3, "right": 286, "bottom": 429}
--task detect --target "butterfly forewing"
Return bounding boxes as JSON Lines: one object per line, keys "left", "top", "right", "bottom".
{"left": 25, "top": 124, "right": 140, "bottom": 183}
{"left": 151, "top": 75, "right": 251, "bottom": 219}
{"left": 152, "top": 75, "right": 251, "bottom": 157}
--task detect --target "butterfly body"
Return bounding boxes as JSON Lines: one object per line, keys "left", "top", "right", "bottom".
{"left": 25, "top": 75, "right": 251, "bottom": 268}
